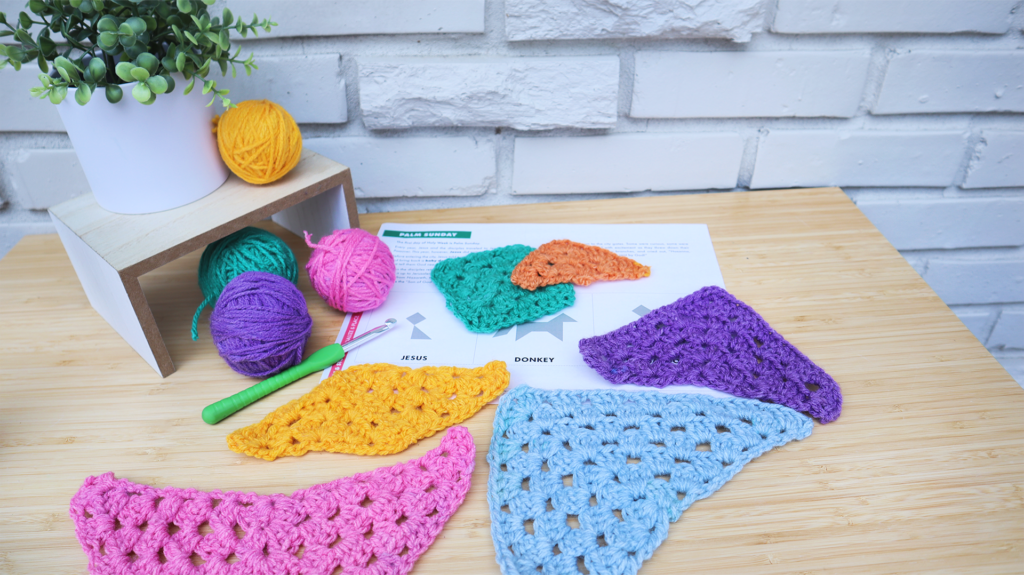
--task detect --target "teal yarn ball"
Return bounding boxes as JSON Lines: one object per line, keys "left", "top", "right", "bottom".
{"left": 191, "top": 227, "right": 299, "bottom": 340}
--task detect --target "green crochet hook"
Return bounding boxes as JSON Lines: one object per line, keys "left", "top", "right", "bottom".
{"left": 202, "top": 318, "right": 396, "bottom": 425}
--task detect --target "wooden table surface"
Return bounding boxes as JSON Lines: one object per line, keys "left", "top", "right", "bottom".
{"left": 1, "top": 188, "right": 1021, "bottom": 574}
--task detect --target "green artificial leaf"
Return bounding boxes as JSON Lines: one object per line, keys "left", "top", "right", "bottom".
{"left": 217, "top": 28, "right": 229, "bottom": 50}
{"left": 55, "top": 56, "right": 80, "bottom": 82}
{"left": 190, "top": 14, "right": 201, "bottom": 29}
{"left": 15, "top": 29, "right": 35, "bottom": 47}
{"left": 175, "top": 51, "right": 186, "bottom": 72}
{"left": 202, "top": 0, "right": 215, "bottom": 5}
{"left": 6, "top": 46, "right": 26, "bottom": 61}
{"left": 86, "top": 57, "right": 106, "bottom": 82}
{"left": 92, "top": 0, "right": 105, "bottom": 11}
{"left": 184, "top": 30, "right": 197, "bottom": 44}
{"left": 105, "top": 83, "right": 122, "bottom": 103}
{"left": 203, "top": 30, "right": 218, "bottom": 45}
{"left": 0, "top": 12, "right": 7, "bottom": 25}
{"left": 129, "top": 66, "right": 149, "bottom": 81}
{"left": 222, "top": 7, "right": 232, "bottom": 26}
{"left": 97, "top": 16, "right": 118, "bottom": 32}
{"left": 10, "top": 59, "right": 21, "bottom": 71}
{"left": 30, "top": 84, "right": 47, "bottom": 97}
{"left": 155, "top": 2, "right": 172, "bottom": 19}
{"left": 217, "top": 57, "right": 226, "bottom": 76}
{"left": 162, "top": 73, "right": 175, "bottom": 93}
{"left": 69, "top": 0, "right": 83, "bottom": 8}
{"left": 183, "top": 76, "right": 195, "bottom": 94}
{"left": 19, "top": 11, "right": 33, "bottom": 29}
{"left": 176, "top": 0, "right": 191, "bottom": 14}
{"left": 0, "top": 45, "right": 7, "bottom": 57}
{"left": 36, "top": 52, "right": 47, "bottom": 73}
{"left": 201, "top": 78, "right": 213, "bottom": 94}
{"left": 123, "top": 43, "right": 143, "bottom": 59}
{"left": 98, "top": 30, "right": 117, "bottom": 48}
{"left": 161, "top": 55, "right": 176, "bottom": 72}
{"left": 114, "top": 60, "right": 134, "bottom": 82}
{"left": 74, "top": 82, "right": 92, "bottom": 105}
{"left": 131, "top": 81, "right": 151, "bottom": 102}
{"left": 28, "top": 0, "right": 46, "bottom": 15}
{"left": 0, "top": 31, "right": 13, "bottom": 38}
{"left": 48, "top": 84, "right": 66, "bottom": 104}
{"left": 135, "top": 51, "right": 158, "bottom": 74}
{"left": 230, "top": 62, "right": 236, "bottom": 78}
{"left": 147, "top": 73, "right": 167, "bottom": 94}
{"left": 142, "top": 16, "right": 156, "bottom": 31}
{"left": 78, "top": 0, "right": 93, "bottom": 13}
{"left": 199, "top": 14, "right": 209, "bottom": 29}
{"left": 118, "top": 22, "right": 132, "bottom": 35}
{"left": 38, "top": 35, "right": 56, "bottom": 56}
{"left": 37, "top": 72, "right": 50, "bottom": 86}
{"left": 141, "top": 92, "right": 156, "bottom": 105}
{"left": 125, "top": 16, "right": 146, "bottom": 34}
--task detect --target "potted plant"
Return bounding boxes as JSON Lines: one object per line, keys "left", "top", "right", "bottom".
{"left": 0, "top": 0, "right": 276, "bottom": 214}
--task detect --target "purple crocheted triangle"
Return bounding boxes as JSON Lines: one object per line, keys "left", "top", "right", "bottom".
{"left": 578, "top": 286, "right": 842, "bottom": 423}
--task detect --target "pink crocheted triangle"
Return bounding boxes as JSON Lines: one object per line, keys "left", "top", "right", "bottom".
{"left": 69, "top": 427, "right": 474, "bottom": 575}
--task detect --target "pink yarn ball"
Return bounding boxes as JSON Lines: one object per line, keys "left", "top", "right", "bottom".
{"left": 303, "top": 229, "right": 396, "bottom": 312}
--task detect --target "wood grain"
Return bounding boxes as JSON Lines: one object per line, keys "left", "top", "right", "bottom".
{"left": 1, "top": 188, "right": 1021, "bottom": 574}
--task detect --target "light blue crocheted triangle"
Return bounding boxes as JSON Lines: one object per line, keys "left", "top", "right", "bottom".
{"left": 487, "top": 386, "right": 813, "bottom": 575}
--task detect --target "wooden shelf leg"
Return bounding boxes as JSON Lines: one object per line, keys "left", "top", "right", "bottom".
{"left": 50, "top": 214, "right": 175, "bottom": 377}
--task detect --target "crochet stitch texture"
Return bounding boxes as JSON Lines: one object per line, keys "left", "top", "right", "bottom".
{"left": 228, "top": 362, "right": 509, "bottom": 461}
{"left": 487, "top": 386, "right": 812, "bottom": 575}
{"left": 510, "top": 240, "right": 651, "bottom": 291}
{"left": 578, "top": 286, "right": 843, "bottom": 423}
{"left": 432, "top": 245, "right": 576, "bottom": 333}
{"left": 70, "top": 427, "right": 475, "bottom": 575}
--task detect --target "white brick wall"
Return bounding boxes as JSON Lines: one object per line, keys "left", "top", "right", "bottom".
{"left": 873, "top": 51, "right": 1024, "bottom": 114}
{"left": 989, "top": 310, "right": 1024, "bottom": 349}
{"left": 773, "top": 0, "right": 1018, "bottom": 34}
{"left": 358, "top": 57, "right": 619, "bottom": 130}
{"left": 631, "top": 51, "right": 871, "bottom": 118}
{"left": 750, "top": 131, "right": 966, "bottom": 189}
{"left": 963, "top": 131, "right": 1024, "bottom": 189}
{"left": 0, "top": 66, "right": 66, "bottom": 132}
{"left": 513, "top": 133, "right": 744, "bottom": 194}
{"left": 305, "top": 137, "right": 495, "bottom": 197}
{"left": 214, "top": 0, "right": 485, "bottom": 36}
{"left": 2, "top": 0, "right": 1022, "bottom": 384}
{"left": 856, "top": 198, "right": 1024, "bottom": 250}
{"left": 215, "top": 54, "right": 347, "bottom": 124}
{"left": 505, "top": 0, "right": 770, "bottom": 42}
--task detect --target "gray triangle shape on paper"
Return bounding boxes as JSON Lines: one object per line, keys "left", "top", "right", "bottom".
{"left": 633, "top": 305, "right": 651, "bottom": 316}
{"left": 411, "top": 326, "right": 431, "bottom": 340}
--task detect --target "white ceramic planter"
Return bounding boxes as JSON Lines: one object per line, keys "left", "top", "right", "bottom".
{"left": 57, "top": 78, "right": 229, "bottom": 214}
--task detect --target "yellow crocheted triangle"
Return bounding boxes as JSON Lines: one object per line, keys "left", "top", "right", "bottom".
{"left": 510, "top": 239, "right": 651, "bottom": 291}
{"left": 227, "top": 361, "right": 509, "bottom": 461}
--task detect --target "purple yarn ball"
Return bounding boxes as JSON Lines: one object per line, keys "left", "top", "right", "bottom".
{"left": 210, "top": 271, "right": 313, "bottom": 378}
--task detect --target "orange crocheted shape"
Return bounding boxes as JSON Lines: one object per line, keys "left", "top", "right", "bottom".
{"left": 510, "top": 239, "right": 651, "bottom": 291}
{"left": 227, "top": 361, "right": 509, "bottom": 461}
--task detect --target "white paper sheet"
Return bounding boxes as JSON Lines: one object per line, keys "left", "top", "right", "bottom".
{"left": 323, "top": 223, "right": 730, "bottom": 397}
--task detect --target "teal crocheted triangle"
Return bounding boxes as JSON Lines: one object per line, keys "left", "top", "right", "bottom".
{"left": 431, "top": 245, "right": 576, "bottom": 333}
{"left": 487, "top": 386, "right": 813, "bottom": 575}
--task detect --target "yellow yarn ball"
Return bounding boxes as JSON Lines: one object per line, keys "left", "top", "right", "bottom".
{"left": 215, "top": 100, "right": 302, "bottom": 185}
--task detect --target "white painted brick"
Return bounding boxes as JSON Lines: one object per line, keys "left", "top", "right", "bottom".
{"left": 213, "top": 0, "right": 484, "bottom": 36}
{"left": 963, "top": 131, "right": 1024, "bottom": 189}
{"left": 512, "top": 133, "right": 743, "bottom": 194}
{"left": 631, "top": 51, "right": 870, "bottom": 119}
{"left": 505, "top": 0, "right": 769, "bottom": 42}
{"left": 0, "top": 65, "right": 66, "bottom": 132}
{"left": 952, "top": 309, "right": 997, "bottom": 344}
{"left": 873, "top": 51, "right": 1024, "bottom": 115}
{"left": 359, "top": 57, "right": 618, "bottom": 130}
{"left": 750, "top": 130, "right": 965, "bottom": 189}
{"left": 773, "top": 0, "right": 1016, "bottom": 34}
{"left": 10, "top": 149, "right": 91, "bottom": 210}
{"left": 989, "top": 310, "right": 1024, "bottom": 349}
{"left": 304, "top": 137, "right": 495, "bottom": 197}
{"left": 856, "top": 198, "right": 1024, "bottom": 250}
{"left": 922, "top": 259, "right": 1024, "bottom": 305}
{"left": 215, "top": 54, "right": 346, "bottom": 124}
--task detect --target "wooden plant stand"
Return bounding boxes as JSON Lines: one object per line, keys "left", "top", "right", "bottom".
{"left": 48, "top": 150, "right": 357, "bottom": 377}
